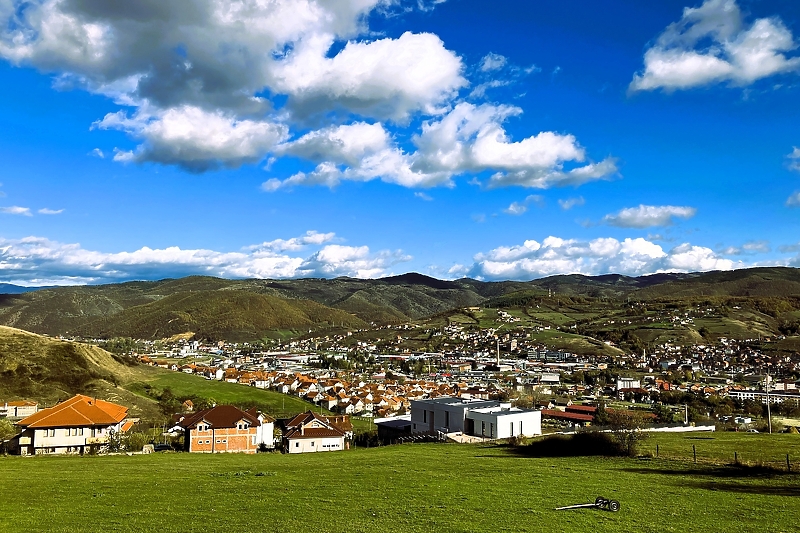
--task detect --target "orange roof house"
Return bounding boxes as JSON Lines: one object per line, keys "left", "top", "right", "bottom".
{"left": 0, "top": 400, "right": 38, "bottom": 418}
{"left": 11, "top": 395, "right": 129, "bottom": 456}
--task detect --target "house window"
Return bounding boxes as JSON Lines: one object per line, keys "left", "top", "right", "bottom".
{"left": 79, "top": 428, "right": 84, "bottom": 436}
{"left": 519, "top": 421, "right": 523, "bottom": 435}
{"left": 91, "top": 428, "right": 96, "bottom": 437}
{"left": 510, "top": 422, "right": 514, "bottom": 436}
{"left": 50, "top": 429, "right": 55, "bottom": 437}
{"left": 423, "top": 410, "right": 426, "bottom": 423}
{"left": 295, "top": 442, "right": 299, "bottom": 448}
{"left": 311, "top": 442, "right": 315, "bottom": 447}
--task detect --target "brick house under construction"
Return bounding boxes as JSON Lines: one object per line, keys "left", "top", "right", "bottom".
{"left": 177, "top": 405, "right": 273, "bottom": 453}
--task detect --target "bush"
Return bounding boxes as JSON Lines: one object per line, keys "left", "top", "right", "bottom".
{"left": 506, "top": 435, "right": 529, "bottom": 447}
{"left": 123, "top": 431, "right": 151, "bottom": 452}
{"left": 514, "top": 432, "right": 626, "bottom": 457}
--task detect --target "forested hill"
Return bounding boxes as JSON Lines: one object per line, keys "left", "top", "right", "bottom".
{"left": 0, "top": 267, "right": 797, "bottom": 341}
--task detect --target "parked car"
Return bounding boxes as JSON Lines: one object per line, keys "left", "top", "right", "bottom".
{"left": 153, "top": 443, "right": 172, "bottom": 451}
{"left": 746, "top": 429, "right": 759, "bottom": 433}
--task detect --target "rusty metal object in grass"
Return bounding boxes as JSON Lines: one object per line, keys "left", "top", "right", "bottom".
{"left": 556, "top": 496, "right": 620, "bottom": 512}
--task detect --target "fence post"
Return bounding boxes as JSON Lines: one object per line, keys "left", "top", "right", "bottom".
{"left": 693, "top": 444, "right": 696, "bottom": 464}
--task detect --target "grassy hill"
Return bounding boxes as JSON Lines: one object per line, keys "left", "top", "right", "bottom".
{"left": 0, "top": 325, "right": 159, "bottom": 418}
{"left": 77, "top": 290, "right": 366, "bottom": 341}
{"left": 0, "top": 438, "right": 797, "bottom": 532}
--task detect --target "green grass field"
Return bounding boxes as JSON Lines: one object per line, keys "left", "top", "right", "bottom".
{"left": 0, "top": 441, "right": 797, "bottom": 533}
{"left": 643, "top": 432, "right": 800, "bottom": 469}
{"left": 125, "top": 368, "right": 316, "bottom": 417}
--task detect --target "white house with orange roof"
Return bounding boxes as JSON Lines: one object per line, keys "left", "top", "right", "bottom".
{"left": 0, "top": 400, "right": 38, "bottom": 418}
{"left": 10, "top": 394, "right": 130, "bottom": 455}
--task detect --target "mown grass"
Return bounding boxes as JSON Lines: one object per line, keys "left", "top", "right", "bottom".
{"left": 0, "top": 443, "right": 797, "bottom": 533}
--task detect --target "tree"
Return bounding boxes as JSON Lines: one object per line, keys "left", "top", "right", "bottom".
{"left": 0, "top": 418, "right": 17, "bottom": 453}
{"left": 594, "top": 402, "right": 609, "bottom": 426}
{"left": 652, "top": 403, "right": 675, "bottom": 423}
{"left": 607, "top": 410, "right": 650, "bottom": 456}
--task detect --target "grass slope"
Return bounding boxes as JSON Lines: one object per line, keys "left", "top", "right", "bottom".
{"left": 0, "top": 326, "right": 134, "bottom": 398}
{"left": 124, "top": 368, "right": 329, "bottom": 421}
{"left": 0, "top": 441, "right": 797, "bottom": 532}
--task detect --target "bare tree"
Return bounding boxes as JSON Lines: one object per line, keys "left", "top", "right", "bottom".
{"left": 607, "top": 410, "right": 650, "bottom": 456}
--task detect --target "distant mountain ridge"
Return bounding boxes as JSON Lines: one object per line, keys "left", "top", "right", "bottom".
{"left": 0, "top": 283, "right": 52, "bottom": 295}
{"left": 0, "top": 267, "right": 798, "bottom": 340}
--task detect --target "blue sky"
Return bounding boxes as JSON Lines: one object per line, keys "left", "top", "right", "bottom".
{"left": 1, "top": 0, "right": 799, "bottom": 285}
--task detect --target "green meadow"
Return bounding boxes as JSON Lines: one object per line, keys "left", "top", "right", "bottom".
{"left": 643, "top": 432, "right": 800, "bottom": 469}
{"left": 125, "top": 368, "right": 316, "bottom": 418}
{"left": 1, "top": 438, "right": 798, "bottom": 533}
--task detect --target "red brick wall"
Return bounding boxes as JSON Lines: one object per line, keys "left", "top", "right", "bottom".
{"left": 188, "top": 427, "right": 258, "bottom": 453}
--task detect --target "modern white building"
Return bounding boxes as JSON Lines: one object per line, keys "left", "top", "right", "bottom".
{"left": 410, "top": 397, "right": 541, "bottom": 439}
{"left": 616, "top": 377, "right": 641, "bottom": 390}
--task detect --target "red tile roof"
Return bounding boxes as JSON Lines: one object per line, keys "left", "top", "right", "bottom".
{"left": 284, "top": 427, "right": 345, "bottom": 439}
{"left": 17, "top": 395, "right": 128, "bottom": 428}
{"left": 541, "top": 409, "right": 594, "bottom": 422}
{"left": 5, "top": 400, "right": 38, "bottom": 407}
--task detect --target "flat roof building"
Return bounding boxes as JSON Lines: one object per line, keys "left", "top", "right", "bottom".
{"left": 410, "top": 397, "right": 541, "bottom": 440}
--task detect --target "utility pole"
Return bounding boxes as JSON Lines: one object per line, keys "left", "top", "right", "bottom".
{"left": 766, "top": 373, "right": 772, "bottom": 434}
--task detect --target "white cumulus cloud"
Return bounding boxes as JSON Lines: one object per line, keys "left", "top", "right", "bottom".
{"left": 0, "top": 0, "right": 463, "bottom": 170}
{"left": 96, "top": 105, "right": 289, "bottom": 172}
{"left": 602, "top": 204, "right": 697, "bottom": 228}
{"left": 265, "top": 103, "right": 617, "bottom": 190}
{"left": 480, "top": 52, "right": 507, "bottom": 72}
{"left": 1, "top": 206, "right": 32, "bottom": 216}
{"left": 465, "top": 235, "right": 737, "bottom": 280}
{"left": 787, "top": 191, "right": 800, "bottom": 207}
{"left": 630, "top": 0, "right": 800, "bottom": 92}
{"left": 0, "top": 232, "right": 411, "bottom": 285}
{"left": 504, "top": 195, "right": 544, "bottom": 215}
{"left": 558, "top": 196, "right": 585, "bottom": 210}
